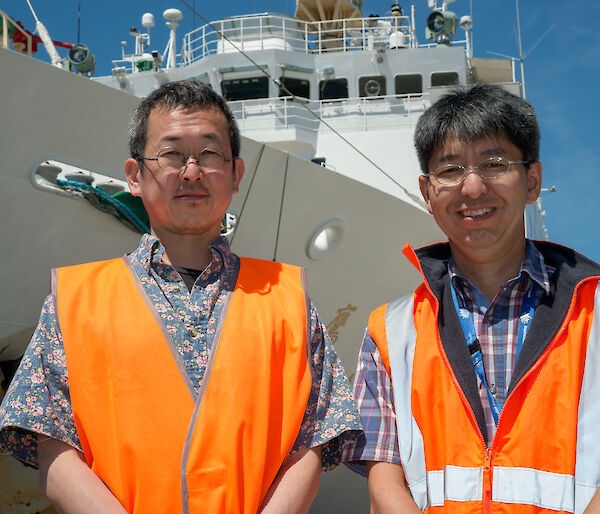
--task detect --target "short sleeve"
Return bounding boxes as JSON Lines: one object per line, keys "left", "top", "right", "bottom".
{"left": 342, "top": 328, "right": 401, "bottom": 476}
{"left": 0, "top": 294, "right": 81, "bottom": 467}
{"left": 290, "top": 302, "right": 363, "bottom": 471}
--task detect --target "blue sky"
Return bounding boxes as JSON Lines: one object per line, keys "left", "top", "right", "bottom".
{"left": 6, "top": 0, "right": 600, "bottom": 260}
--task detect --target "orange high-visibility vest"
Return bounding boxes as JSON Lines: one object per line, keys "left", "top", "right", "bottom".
{"left": 55, "top": 255, "right": 312, "bottom": 514}
{"left": 367, "top": 243, "right": 600, "bottom": 513}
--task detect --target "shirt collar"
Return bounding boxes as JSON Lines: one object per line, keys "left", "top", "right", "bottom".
{"left": 129, "top": 233, "right": 236, "bottom": 276}
{"left": 449, "top": 239, "right": 552, "bottom": 297}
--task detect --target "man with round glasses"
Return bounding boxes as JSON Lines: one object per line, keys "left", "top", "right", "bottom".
{"left": 345, "top": 83, "right": 600, "bottom": 512}
{"left": 0, "top": 81, "right": 361, "bottom": 513}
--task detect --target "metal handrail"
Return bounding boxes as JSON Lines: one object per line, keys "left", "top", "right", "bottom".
{"left": 180, "top": 13, "right": 419, "bottom": 65}
{"left": 0, "top": 10, "right": 33, "bottom": 56}
{"left": 229, "top": 93, "right": 430, "bottom": 133}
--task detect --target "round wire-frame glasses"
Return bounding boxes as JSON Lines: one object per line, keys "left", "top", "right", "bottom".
{"left": 139, "top": 147, "right": 235, "bottom": 171}
{"left": 425, "top": 157, "right": 530, "bottom": 185}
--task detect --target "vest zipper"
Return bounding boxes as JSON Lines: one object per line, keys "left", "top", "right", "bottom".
{"left": 483, "top": 447, "right": 492, "bottom": 514}
{"left": 426, "top": 283, "right": 490, "bottom": 510}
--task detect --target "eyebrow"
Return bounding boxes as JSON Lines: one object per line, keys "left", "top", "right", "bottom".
{"left": 434, "top": 146, "right": 508, "bottom": 164}
{"left": 159, "top": 133, "right": 220, "bottom": 145}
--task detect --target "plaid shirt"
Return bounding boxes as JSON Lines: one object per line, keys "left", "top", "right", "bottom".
{"left": 344, "top": 240, "right": 552, "bottom": 468}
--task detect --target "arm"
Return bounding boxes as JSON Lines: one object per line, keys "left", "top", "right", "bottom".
{"left": 38, "top": 436, "right": 126, "bottom": 514}
{"left": 342, "top": 329, "right": 401, "bottom": 470}
{"left": 584, "top": 489, "right": 600, "bottom": 513}
{"left": 366, "top": 461, "right": 420, "bottom": 514}
{"left": 259, "top": 446, "right": 322, "bottom": 514}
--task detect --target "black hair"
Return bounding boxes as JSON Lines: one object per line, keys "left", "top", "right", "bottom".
{"left": 414, "top": 83, "right": 540, "bottom": 172}
{"left": 128, "top": 80, "right": 241, "bottom": 161}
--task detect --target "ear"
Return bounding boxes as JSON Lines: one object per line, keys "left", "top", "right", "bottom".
{"left": 419, "top": 175, "right": 433, "bottom": 214}
{"left": 125, "top": 158, "right": 142, "bottom": 197}
{"left": 525, "top": 161, "right": 543, "bottom": 204}
{"left": 232, "top": 158, "right": 245, "bottom": 194}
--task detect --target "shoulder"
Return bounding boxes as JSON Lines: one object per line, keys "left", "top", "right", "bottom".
{"left": 239, "top": 256, "right": 302, "bottom": 274}
{"left": 237, "top": 257, "right": 306, "bottom": 291}
{"left": 368, "top": 292, "right": 418, "bottom": 333}
{"left": 55, "top": 257, "right": 125, "bottom": 274}
{"left": 53, "top": 257, "right": 130, "bottom": 298}
{"left": 533, "top": 240, "right": 600, "bottom": 295}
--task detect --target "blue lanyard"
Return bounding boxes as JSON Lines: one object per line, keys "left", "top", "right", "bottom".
{"left": 450, "top": 281, "right": 537, "bottom": 425}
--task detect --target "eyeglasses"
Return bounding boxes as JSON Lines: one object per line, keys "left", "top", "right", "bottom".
{"left": 139, "top": 147, "right": 235, "bottom": 171}
{"left": 425, "top": 157, "right": 530, "bottom": 185}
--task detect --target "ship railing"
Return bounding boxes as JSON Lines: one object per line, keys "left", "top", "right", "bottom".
{"left": 1, "top": 10, "right": 33, "bottom": 55}
{"left": 228, "top": 93, "right": 430, "bottom": 134}
{"left": 181, "top": 13, "right": 417, "bottom": 65}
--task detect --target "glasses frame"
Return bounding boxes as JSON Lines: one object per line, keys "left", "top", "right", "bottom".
{"left": 424, "top": 157, "right": 530, "bottom": 185}
{"left": 139, "top": 147, "right": 236, "bottom": 172}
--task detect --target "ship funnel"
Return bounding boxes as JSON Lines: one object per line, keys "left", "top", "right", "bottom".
{"left": 295, "top": 0, "right": 361, "bottom": 22}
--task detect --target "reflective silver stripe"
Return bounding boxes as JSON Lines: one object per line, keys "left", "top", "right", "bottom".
{"left": 180, "top": 260, "right": 239, "bottom": 514}
{"left": 122, "top": 256, "right": 197, "bottom": 399}
{"left": 575, "top": 282, "right": 600, "bottom": 514}
{"left": 492, "top": 467, "right": 574, "bottom": 511}
{"left": 427, "top": 466, "right": 482, "bottom": 506}
{"left": 385, "top": 294, "right": 428, "bottom": 510}
{"left": 387, "top": 295, "right": 484, "bottom": 509}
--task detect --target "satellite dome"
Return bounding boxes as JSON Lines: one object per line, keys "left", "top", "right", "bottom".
{"left": 142, "top": 13, "right": 155, "bottom": 28}
{"left": 163, "top": 9, "right": 183, "bottom": 22}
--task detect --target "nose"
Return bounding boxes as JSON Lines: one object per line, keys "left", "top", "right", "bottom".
{"left": 179, "top": 157, "right": 204, "bottom": 181}
{"left": 460, "top": 167, "right": 487, "bottom": 198}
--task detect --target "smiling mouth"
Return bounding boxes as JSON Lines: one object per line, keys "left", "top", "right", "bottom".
{"left": 460, "top": 207, "right": 494, "bottom": 218}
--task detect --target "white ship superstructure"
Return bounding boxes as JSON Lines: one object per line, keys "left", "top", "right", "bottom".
{"left": 96, "top": 3, "right": 517, "bottom": 206}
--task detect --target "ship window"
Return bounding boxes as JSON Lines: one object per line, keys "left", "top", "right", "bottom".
{"left": 359, "top": 76, "right": 386, "bottom": 98}
{"left": 221, "top": 77, "right": 269, "bottom": 101}
{"left": 279, "top": 77, "right": 310, "bottom": 99}
{"left": 431, "top": 72, "right": 459, "bottom": 87}
{"left": 319, "top": 78, "right": 348, "bottom": 100}
{"left": 395, "top": 74, "right": 422, "bottom": 96}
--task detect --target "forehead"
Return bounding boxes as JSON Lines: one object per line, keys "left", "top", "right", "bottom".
{"left": 430, "top": 133, "right": 521, "bottom": 165}
{"left": 146, "top": 105, "right": 229, "bottom": 146}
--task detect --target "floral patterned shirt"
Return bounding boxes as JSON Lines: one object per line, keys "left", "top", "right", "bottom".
{"left": 0, "top": 234, "right": 361, "bottom": 471}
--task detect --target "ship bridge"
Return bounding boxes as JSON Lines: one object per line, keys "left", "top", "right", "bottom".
{"left": 94, "top": 4, "right": 519, "bottom": 209}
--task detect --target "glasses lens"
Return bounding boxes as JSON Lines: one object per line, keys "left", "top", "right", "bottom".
{"left": 157, "top": 149, "right": 186, "bottom": 169}
{"left": 198, "top": 149, "right": 226, "bottom": 169}
{"left": 478, "top": 158, "right": 510, "bottom": 179}
{"left": 433, "top": 165, "right": 465, "bottom": 185}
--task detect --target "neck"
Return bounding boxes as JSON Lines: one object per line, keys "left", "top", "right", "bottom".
{"left": 450, "top": 240, "right": 527, "bottom": 302}
{"left": 151, "top": 228, "right": 218, "bottom": 270}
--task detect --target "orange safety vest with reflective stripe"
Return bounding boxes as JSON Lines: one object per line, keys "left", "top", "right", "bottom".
{"left": 368, "top": 241, "right": 600, "bottom": 513}
{"left": 54, "top": 255, "right": 312, "bottom": 514}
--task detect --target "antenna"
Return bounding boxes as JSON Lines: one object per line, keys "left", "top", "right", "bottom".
{"left": 486, "top": 0, "right": 554, "bottom": 99}
{"left": 162, "top": 8, "right": 183, "bottom": 69}
{"left": 460, "top": 15, "right": 472, "bottom": 58}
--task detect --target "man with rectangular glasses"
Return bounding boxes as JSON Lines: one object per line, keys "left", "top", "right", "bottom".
{"left": 344, "top": 83, "right": 600, "bottom": 513}
{"left": 0, "top": 80, "right": 362, "bottom": 513}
